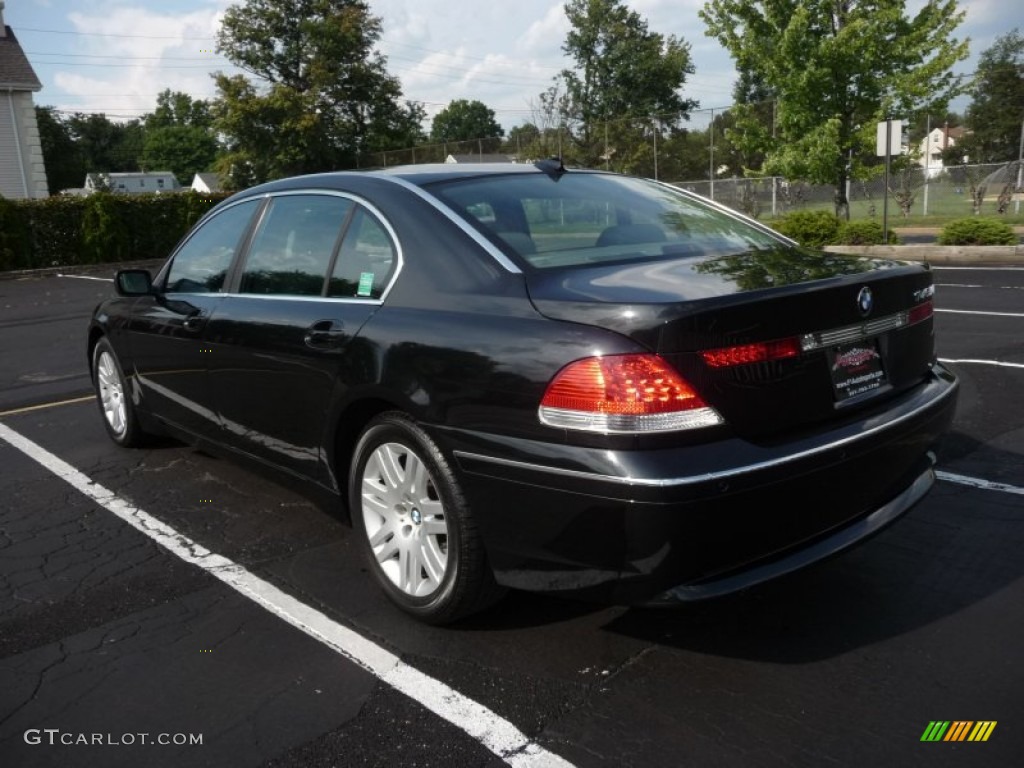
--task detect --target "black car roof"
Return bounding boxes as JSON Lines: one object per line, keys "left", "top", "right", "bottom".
{"left": 228, "top": 162, "right": 594, "bottom": 198}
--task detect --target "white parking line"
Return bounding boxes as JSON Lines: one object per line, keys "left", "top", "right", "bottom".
{"left": 0, "top": 422, "right": 575, "bottom": 768}
{"left": 932, "top": 267, "right": 1024, "bottom": 271}
{"left": 934, "top": 309, "right": 1024, "bottom": 318}
{"left": 56, "top": 274, "right": 114, "bottom": 282}
{"left": 939, "top": 358, "right": 1024, "bottom": 370}
{"left": 937, "top": 471, "right": 1024, "bottom": 496}
{"left": 937, "top": 283, "right": 1024, "bottom": 289}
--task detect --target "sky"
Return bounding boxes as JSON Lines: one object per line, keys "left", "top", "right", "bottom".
{"left": 2, "top": 0, "right": 1017, "bottom": 133}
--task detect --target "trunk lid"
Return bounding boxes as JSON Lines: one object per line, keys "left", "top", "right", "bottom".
{"left": 527, "top": 247, "right": 937, "bottom": 439}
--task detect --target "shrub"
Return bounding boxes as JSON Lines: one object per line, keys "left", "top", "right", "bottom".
{"left": 0, "top": 196, "right": 32, "bottom": 271}
{"left": 938, "top": 217, "right": 1018, "bottom": 245}
{"left": 834, "top": 220, "right": 900, "bottom": 245}
{"left": 773, "top": 210, "right": 842, "bottom": 248}
{"left": 81, "top": 193, "right": 130, "bottom": 264}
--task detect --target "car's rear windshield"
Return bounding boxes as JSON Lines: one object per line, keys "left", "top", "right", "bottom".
{"left": 427, "top": 172, "right": 783, "bottom": 269}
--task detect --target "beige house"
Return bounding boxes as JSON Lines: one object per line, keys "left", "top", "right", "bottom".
{"left": 0, "top": 1, "right": 47, "bottom": 198}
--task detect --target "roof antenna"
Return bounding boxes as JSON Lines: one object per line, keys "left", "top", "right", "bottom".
{"left": 534, "top": 156, "right": 567, "bottom": 178}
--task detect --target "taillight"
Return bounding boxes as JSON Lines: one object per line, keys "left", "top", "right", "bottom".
{"left": 700, "top": 337, "right": 801, "bottom": 368}
{"left": 538, "top": 354, "right": 723, "bottom": 433}
{"left": 908, "top": 298, "right": 933, "bottom": 326}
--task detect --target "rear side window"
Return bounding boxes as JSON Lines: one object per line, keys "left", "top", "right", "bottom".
{"left": 239, "top": 195, "right": 353, "bottom": 296}
{"left": 328, "top": 208, "right": 396, "bottom": 299}
{"left": 165, "top": 200, "right": 259, "bottom": 293}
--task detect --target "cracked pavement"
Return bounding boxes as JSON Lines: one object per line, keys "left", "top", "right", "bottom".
{"left": 1, "top": 270, "right": 1022, "bottom": 767}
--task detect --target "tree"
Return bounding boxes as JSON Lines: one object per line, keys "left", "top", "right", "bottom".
{"left": 963, "top": 29, "right": 1024, "bottom": 163}
{"left": 142, "top": 90, "right": 219, "bottom": 182}
{"left": 550, "top": 0, "right": 697, "bottom": 168}
{"left": 430, "top": 99, "right": 504, "bottom": 145}
{"left": 35, "top": 106, "right": 85, "bottom": 193}
{"left": 66, "top": 113, "right": 145, "bottom": 174}
{"left": 701, "top": 0, "right": 969, "bottom": 218}
{"left": 213, "top": 0, "right": 425, "bottom": 186}
{"left": 502, "top": 123, "right": 542, "bottom": 159}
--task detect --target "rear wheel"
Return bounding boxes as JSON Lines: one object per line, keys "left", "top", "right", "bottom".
{"left": 92, "top": 337, "right": 146, "bottom": 447}
{"left": 349, "top": 412, "right": 502, "bottom": 624}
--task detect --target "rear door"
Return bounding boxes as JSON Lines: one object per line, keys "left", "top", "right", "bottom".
{"left": 205, "top": 192, "right": 398, "bottom": 480}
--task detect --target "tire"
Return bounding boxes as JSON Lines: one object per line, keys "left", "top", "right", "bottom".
{"left": 348, "top": 411, "right": 503, "bottom": 624}
{"left": 92, "top": 337, "right": 146, "bottom": 447}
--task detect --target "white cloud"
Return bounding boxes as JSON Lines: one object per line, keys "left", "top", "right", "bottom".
{"left": 52, "top": 4, "right": 230, "bottom": 116}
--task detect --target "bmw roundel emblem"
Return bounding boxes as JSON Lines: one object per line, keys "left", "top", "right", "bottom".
{"left": 857, "top": 286, "right": 873, "bottom": 317}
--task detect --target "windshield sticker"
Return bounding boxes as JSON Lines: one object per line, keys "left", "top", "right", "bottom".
{"left": 357, "top": 272, "right": 374, "bottom": 297}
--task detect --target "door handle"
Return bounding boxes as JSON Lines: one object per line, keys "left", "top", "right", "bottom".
{"left": 183, "top": 314, "right": 205, "bottom": 332}
{"left": 304, "top": 319, "right": 347, "bottom": 348}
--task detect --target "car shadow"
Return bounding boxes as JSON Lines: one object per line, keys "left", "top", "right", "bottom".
{"left": 600, "top": 432, "right": 1023, "bottom": 662}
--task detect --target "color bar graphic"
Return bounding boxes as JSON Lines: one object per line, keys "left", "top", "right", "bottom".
{"left": 920, "top": 721, "right": 996, "bottom": 742}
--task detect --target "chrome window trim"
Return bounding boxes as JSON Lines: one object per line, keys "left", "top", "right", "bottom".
{"left": 217, "top": 292, "right": 383, "bottom": 305}
{"left": 375, "top": 174, "right": 523, "bottom": 274}
{"left": 455, "top": 375, "right": 957, "bottom": 488}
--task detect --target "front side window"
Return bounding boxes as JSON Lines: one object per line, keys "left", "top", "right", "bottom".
{"left": 239, "top": 195, "right": 353, "bottom": 296}
{"left": 430, "top": 172, "right": 784, "bottom": 269}
{"left": 165, "top": 200, "right": 260, "bottom": 293}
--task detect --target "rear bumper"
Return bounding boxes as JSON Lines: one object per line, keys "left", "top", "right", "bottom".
{"left": 439, "top": 363, "right": 958, "bottom": 603}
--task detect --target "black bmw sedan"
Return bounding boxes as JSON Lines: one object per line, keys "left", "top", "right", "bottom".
{"left": 88, "top": 161, "right": 958, "bottom": 623}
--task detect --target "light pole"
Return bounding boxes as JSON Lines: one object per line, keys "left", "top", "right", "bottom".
{"left": 1015, "top": 118, "right": 1023, "bottom": 215}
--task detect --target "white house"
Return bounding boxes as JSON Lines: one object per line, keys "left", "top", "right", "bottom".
{"left": 190, "top": 172, "right": 222, "bottom": 193}
{"left": 444, "top": 154, "right": 514, "bottom": 164}
{"left": 84, "top": 171, "right": 180, "bottom": 194}
{"left": 0, "top": 1, "right": 48, "bottom": 198}
{"left": 917, "top": 125, "right": 967, "bottom": 177}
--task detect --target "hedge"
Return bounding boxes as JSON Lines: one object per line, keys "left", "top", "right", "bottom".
{"left": 773, "top": 210, "right": 842, "bottom": 248}
{"left": 0, "top": 191, "right": 231, "bottom": 272}
{"left": 834, "top": 220, "right": 900, "bottom": 245}
{"left": 938, "top": 217, "right": 1018, "bottom": 245}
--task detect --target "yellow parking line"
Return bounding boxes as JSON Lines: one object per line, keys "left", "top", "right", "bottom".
{"left": 0, "top": 395, "right": 95, "bottom": 418}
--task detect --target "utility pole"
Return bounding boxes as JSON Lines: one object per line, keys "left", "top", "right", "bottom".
{"left": 883, "top": 118, "right": 892, "bottom": 243}
{"left": 709, "top": 108, "right": 715, "bottom": 200}
{"left": 923, "top": 115, "right": 930, "bottom": 216}
{"left": 1016, "top": 118, "right": 1024, "bottom": 215}
{"left": 652, "top": 117, "right": 659, "bottom": 181}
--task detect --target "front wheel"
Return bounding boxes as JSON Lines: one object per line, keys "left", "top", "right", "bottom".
{"left": 349, "top": 412, "right": 502, "bottom": 624}
{"left": 92, "top": 337, "right": 146, "bottom": 447}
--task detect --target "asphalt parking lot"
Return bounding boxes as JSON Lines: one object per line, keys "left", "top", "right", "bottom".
{"left": 0, "top": 262, "right": 1021, "bottom": 767}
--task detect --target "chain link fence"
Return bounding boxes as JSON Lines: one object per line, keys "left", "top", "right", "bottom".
{"left": 670, "top": 163, "right": 1022, "bottom": 220}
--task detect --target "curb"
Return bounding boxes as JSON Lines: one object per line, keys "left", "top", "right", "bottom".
{"left": 823, "top": 245, "right": 1023, "bottom": 264}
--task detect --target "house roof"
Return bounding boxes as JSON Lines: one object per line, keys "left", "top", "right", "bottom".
{"left": 0, "top": 28, "right": 42, "bottom": 91}
{"left": 192, "top": 172, "right": 221, "bottom": 191}
{"left": 445, "top": 154, "right": 514, "bottom": 164}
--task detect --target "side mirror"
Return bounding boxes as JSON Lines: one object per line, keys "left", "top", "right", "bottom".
{"left": 115, "top": 269, "right": 154, "bottom": 296}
